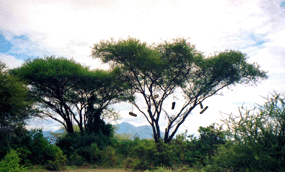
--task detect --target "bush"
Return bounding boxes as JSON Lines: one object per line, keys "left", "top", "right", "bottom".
{"left": 0, "top": 128, "right": 66, "bottom": 170}
{"left": 89, "top": 143, "right": 101, "bottom": 163}
{"left": 68, "top": 149, "right": 84, "bottom": 166}
{"left": 123, "top": 157, "right": 137, "bottom": 169}
{"left": 45, "top": 145, "right": 67, "bottom": 171}
{"left": 115, "top": 137, "right": 194, "bottom": 170}
{"left": 100, "top": 146, "right": 120, "bottom": 167}
{"left": 113, "top": 138, "right": 134, "bottom": 158}
{"left": 56, "top": 131, "right": 112, "bottom": 165}
{"left": 22, "top": 129, "right": 67, "bottom": 170}
{"left": 132, "top": 159, "right": 149, "bottom": 171}
{"left": 209, "top": 92, "right": 285, "bottom": 171}
{"left": 0, "top": 125, "right": 29, "bottom": 160}
{"left": 0, "top": 149, "right": 26, "bottom": 172}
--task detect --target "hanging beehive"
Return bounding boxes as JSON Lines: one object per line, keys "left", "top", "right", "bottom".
{"left": 200, "top": 102, "right": 203, "bottom": 109}
{"left": 171, "top": 102, "right": 176, "bottom": 110}
{"left": 129, "top": 112, "right": 137, "bottom": 117}
{"left": 200, "top": 106, "right": 208, "bottom": 114}
{"left": 153, "top": 94, "right": 159, "bottom": 99}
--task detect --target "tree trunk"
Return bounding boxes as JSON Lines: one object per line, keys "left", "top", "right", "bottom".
{"left": 86, "top": 107, "right": 103, "bottom": 133}
{"left": 66, "top": 120, "right": 74, "bottom": 133}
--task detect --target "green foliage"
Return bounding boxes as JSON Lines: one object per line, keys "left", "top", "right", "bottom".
{"left": 0, "top": 128, "right": 66, "bottom": 171}
{"left": 100, "top": 146, "right": 119, "bottom": 167}
{"left": 209, "top": 92, "right": 285, "bottom": 171}
{"left": 11, "top": 56, "right": 131, "bottom": 134}
{"left": 92, "top": 37, "right": 267, "bottom": 143}
{"left": 113, "top": 136, "right": 201, "bottom": 170}
{"left": 11, "top": 57, "right": 87, "bottom": 133}
{"left": 0, "top": 62, "right": 37, "bottom": 160}
{"left": 89, "top": 143, "right": 101, "bottom": 163}
{"left": 23, "top": 129, "right": 66, "bottom": 169}
{"left": 0, "top": 149, "right": 27, "bottom": 172}
{"left": 204, "top": 50, "right": 267, "bottom": 85}
{"left": 193, "top": 124, "right": 226, "bottom": 165}
{"left": 45, "top": 146, "right": 66, "bottom": 171}
{"left": 56, "top": 131, "right": 113, "bottom": 165}
{"left": 115, "top": 128, "right": 226, "bottom": 170}
{"left": 114, "top": 133, "right": 132, "bottom": 140}
{"left": 132, "top": 159, "right": 150, "bottom": 171}
{"left": 122, "top": 157, "right": 137, "bottom": 169}
{"left": 0, "top": 62, "right": 36, "bottom": 126}
{"left": 113, "top": 138, "right": 156, "bottom": 170}
{"left": 68, "top": 150, "right": 85, "bottom": 166}
{"left": 0, "top": 124, "right": 27, "bottom": 160}
{"left": 169, "top": 133, "right": 199, "bottom": 166}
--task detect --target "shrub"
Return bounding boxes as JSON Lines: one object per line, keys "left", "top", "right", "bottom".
{"left": 100, "top": 146, "right": 119, "bottom": 167}
{"left": 0, "top": 149, "right": 27, "bottom": 172}
{"left": 23, "top": 129, "right": 67, "bottom": 170}
{"left": 132, "top": 159, "right": 149, "bottom": 171}
{"left": 45, "top": 145, "right": 67, "bottom": 171}
{"left": 0, "top": 125, "right": 29, "bottom": 160}
{"left": 89, "top": 143, "right": 101, "bottom": 163}
{"left": 56, "top": 131, "right": 112, "bottom": 165}
{"left": 123, "top": 157, "right": 137, "bottom": 169}
{"left": 68, "top": 149, "right": 84, "bottom": 166}
{"left": 1, "top": 128, "right": 66, "bottom": 170}
{"left": 209, "top": 92, "right": 285, "bottom": 171}
{"left": 16, "top": 147, "right": 31, "bottom": 166}
{"left": 113, "top": 138, "right": 134, "bottom": 157}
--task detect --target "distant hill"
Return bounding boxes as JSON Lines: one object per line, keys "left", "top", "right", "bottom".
{"left": 114, "top": 122, "right": 164, "bottom": 140}
{"left": 41, "top": 122, "right": 164, "bottom": 143}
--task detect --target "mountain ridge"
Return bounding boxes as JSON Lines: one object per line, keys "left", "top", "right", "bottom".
{"left": 42, "top": 122, "right": 164, "bottom": 143}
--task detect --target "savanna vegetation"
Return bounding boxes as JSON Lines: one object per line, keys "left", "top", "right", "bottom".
{"left": 2, "top": 38, "right": 284, "bottom": 172}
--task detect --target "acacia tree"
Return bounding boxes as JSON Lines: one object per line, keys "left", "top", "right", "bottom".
{"left": 11, "top": 57, "right": 130, "bottom": 134}
{"left": 92, "top": 38, "right": 267, "bottom": 143}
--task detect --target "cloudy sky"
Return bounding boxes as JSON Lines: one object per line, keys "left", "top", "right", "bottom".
{"left": 0, "top": 0, "right": 285, "bottom": 136}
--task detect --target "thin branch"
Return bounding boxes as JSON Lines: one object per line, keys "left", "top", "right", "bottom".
{"left": 167, "top": 98, "right": 192, "bottom": 131}
{"left": 132, "top": 101, "right": 152, "bottom": 125}
{"left": 162, "top": 108, "right": 170, "bottom": 121}
{"left": 41, "top": 112, "right": 67, "bottom": 129}
{"left": 167, "top": 96, "right": 199, "bottom": 142}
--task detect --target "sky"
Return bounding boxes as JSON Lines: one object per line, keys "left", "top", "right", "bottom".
{"left": 0, "top": 0, "right": 285, "bottom": 136}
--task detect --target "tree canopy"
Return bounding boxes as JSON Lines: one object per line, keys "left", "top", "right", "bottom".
{"left": 92, "top": 37, "right": 267, "bottom": 143}
{"left": 11, "top": 57, "right": 131, "bottom": 134}
{"left": 0, "top": 61, "right": 35, "bottom": 129}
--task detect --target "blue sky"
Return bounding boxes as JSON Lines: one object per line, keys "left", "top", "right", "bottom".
{"left": 0, "top": 34, "right": 12, "bottom": 53}
{"left": 0, "top": 0, "right": 285, "bottom": 135}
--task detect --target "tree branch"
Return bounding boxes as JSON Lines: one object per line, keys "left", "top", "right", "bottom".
{"left": 41, "top": 112, "right": 67, "bottom": 130}
{"left": 132, "top": 101, "right": 152, "bottom": 125}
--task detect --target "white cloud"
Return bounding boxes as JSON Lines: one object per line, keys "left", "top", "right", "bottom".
{"left": 0, "top": 54, "right": 23, "bottom": 69}
{"left": 0, "top": 0, "right": 278, "bottom": 57}
{"left": 26, "top": 117, "right": 62, "bottom": 132}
